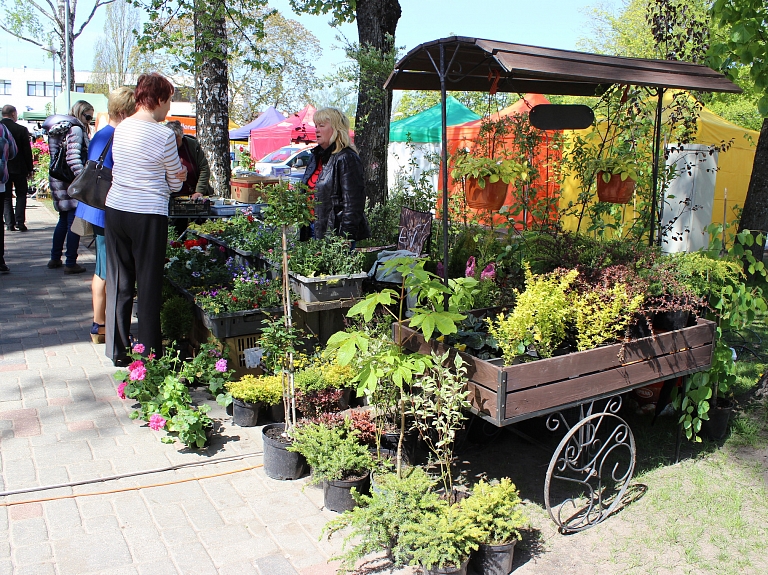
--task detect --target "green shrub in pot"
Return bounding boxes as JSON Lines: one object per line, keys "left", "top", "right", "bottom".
{"left": 287, "top": 420, "right": 373, "bottom": 484}
{"left": 323, "top": 467, "right": 444, "bottom": 573}
{"left": 396, "top": 502, "right": 482, "bottom": 572}
{"left": 225, "top": 374, "right": 283, "bottom": 405}
{"left": 462, "top": 478, "right": 527, "bottom": 545}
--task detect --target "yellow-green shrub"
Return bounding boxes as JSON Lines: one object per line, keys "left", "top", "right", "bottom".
{"left": 226, "top": 374, "right": 282, "bottom": 404}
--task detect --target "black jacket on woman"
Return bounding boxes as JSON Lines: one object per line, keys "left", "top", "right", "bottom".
{"left": 301, "top": 145, "right": 370, "bottom": 241}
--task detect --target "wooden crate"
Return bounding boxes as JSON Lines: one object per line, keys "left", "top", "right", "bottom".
{"left": 396, "top": 318, "right": 716, "bottom": 427}
{"left": 230, "top": 176, "right": 277, "bottom": 202}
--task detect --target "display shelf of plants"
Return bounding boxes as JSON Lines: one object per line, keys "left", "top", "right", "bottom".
{"left": 164, "top": 231, "right": 285, "bottom": 340}
{"left": 186, "top": 208, "right": 281, "bottom": 271}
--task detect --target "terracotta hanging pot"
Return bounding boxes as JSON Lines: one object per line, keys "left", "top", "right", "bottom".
{"left": 596, "top": 171, "right": 635, "bottom": 204}
{"left": 465, "top": 178, "right": 508, "bottom": 211}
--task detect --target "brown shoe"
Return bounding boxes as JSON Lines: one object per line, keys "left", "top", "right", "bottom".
{"left": 64, "top": 264, "right": 86, "bottom": 274}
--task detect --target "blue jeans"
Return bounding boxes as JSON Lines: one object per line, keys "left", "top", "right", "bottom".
{"left": 51, "top": 208, "right": 80, "bottom": 266}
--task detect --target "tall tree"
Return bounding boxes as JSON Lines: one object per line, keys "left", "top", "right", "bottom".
{"left": 709, "top": 0, "right": 768, "bottom": 245}
{"left": 132, "top": 0, "right": 271, "bottom": 196}
{"left": 290, "top": 0, "right": 401, "bottom": 207}
{"left": 0, "top": 0, "right": 114, "bottom": 90}
{"left": 89, "top": 0, "right": 142, "bottom": 93}
{"left": 228, "top": 11, "right": 321, "bottom": 125}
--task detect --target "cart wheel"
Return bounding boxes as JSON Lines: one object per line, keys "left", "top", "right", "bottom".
{"left": 544, "top": 412, "right": 635, "bottom": 533}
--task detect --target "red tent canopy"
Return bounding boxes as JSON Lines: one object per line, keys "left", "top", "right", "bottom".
{"left": 249, "top": 105, "right": 317, "bottom": 160}
{"left": 440, "top": 93, "right": 561, "bottom": 227}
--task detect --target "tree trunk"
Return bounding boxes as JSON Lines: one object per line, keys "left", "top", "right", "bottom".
{"left": 737, "top": 118, "right": 768, "bottom": 262}
{"left": 355, "top": 0, "right": 401, "bottom": 207}
{"left": 194, "top": 1, "right": 231, "bottom": 197}
{"left": 59, "top": 5, "right": 76, "bottom": 94}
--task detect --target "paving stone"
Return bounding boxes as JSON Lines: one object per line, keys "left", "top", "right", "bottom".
{"left": 51, "top": 530, "right": 133, "bottom": 575}
{"left": 12, "top": 542, "right": 53, "bottom": 565}
{"left": 33, "top": 441, "right": 93, "bottom": 466}
{"left": 219, "top": 561, "right": 261, "bottom": 575}
{"left": 12, "top": 564, "right": 56, "bottom": 575}
{"left": 168, "top": 542, "right": 218, "bottom": 575}
{"left": 121, "top": 526, "right": 169, "bottom": 563}
{"left": 254, "top": 554, "right": 301, "bottom": 575}
{"left": 9, "top": 517, "right": 48, "bottom": 547}
{"left": 0, "top": 560, "right": 11, "bottom": 575}
{"left": 136, "top": 558, "right": 180, "bottom": 575}
{"left": 7, "top": 504, "right": 43, "bottom": 522}
{"left": 268, "top": 522, "right": 329, "bottom": 569}
{"left": 43, "top": 499, "right": 83, "bottom": 540}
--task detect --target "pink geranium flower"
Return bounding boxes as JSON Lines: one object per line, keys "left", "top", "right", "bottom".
{"left": 147, "top": 353, "right": 156, "bottom": 360}
{"left": 132, "top": 343, "right": 145, "bottom": 354}
{"left": 480, "top": 263, "right": 496, "bottom": 281}
{"left": 117, "top": 382, "right": 128, "bottom": 400}
{"left": 215, "top": 358, "right": 228, "bottom": 372}
{"left": 128, "top": 360, "right": 144, "bottom": 372}
{"left": 129, "top": 365, "right": 147, "bottom": 381}
{"left": 465, "top": 256, "right": 476, "bottom": 278}
{"left": 149, "top": 414, "right": 167, "bottom": 431}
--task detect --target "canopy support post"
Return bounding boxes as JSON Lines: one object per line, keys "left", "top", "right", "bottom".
{"left": 650, "top": 87, "right": 665, "bottom": 246}
{"left": 439, "top": 44, "right": 450, "bottom": 307}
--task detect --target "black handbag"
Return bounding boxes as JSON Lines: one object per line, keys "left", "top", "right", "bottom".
{"left": 49, "top": 145, "right": 75, "bottom": 183}
{"left": 68, "top": 133, "right": 114, "bottom": 210}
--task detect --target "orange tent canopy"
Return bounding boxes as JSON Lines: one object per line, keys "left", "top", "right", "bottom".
{"left": 439, "top": 93, "right": 562, "bottom": 227}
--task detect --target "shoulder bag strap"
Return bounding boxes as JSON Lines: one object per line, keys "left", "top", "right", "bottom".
{"left": 95, "top": 132, "right": 115, "bottom": 168}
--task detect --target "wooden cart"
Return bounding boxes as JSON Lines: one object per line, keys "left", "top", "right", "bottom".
{"left": 396, "top": 318, "right": 716, "bottom": 532}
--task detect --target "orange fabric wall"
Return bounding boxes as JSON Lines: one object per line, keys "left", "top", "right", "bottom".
{"left": 437, "top": 94, "right": 562, "bottom": 227}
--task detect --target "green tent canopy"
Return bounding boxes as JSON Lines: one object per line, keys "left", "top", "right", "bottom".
{"left": 21, "top": 91, "right": 108, "bottom": 121}
{"left": 389, "top": 96, "right": 480, "bottom": 143}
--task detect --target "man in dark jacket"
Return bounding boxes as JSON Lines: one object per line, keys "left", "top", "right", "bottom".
{"left": 1, "top": 105, "right": 34, "bottom": 232}
{"left": 0, "top": 121, "right": 18, "bottom": 272}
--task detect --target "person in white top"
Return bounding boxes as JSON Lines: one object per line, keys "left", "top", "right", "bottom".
{"left": 104, "top": 73, "right": 187, "bottom": 366}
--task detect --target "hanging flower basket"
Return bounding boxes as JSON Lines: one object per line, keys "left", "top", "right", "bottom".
{"left": 596, "top": 172, "right": 635, "bottom": 204}
{"left": 465, "top": 178, "right": 508, "bottom": 211}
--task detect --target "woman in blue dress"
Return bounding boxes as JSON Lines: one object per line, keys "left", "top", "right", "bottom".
{"left": 74, "top": 87, "right": 135, "bottom": 343}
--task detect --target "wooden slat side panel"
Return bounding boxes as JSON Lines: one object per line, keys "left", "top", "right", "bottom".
{"left": 396, "top": 325, "right": 501, "bottom": 388}
{"left": 504, "top": 344, "right": 713, "bottom": 419}
{"left": 467, "top": 381, "right": 498, "bottom": 419}
{"left": 502, "top": 320, "right": 715, "bottom": 391}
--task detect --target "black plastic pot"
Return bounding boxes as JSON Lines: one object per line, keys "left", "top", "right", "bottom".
{"left": 323, "top": 473, "right": 371, "bottom": 513}
{"left": 470, "top": 540, "right": 517, "bottom": 575}
{"left": 225, "top": 402, "right": 234, "bottom": 417}
{"left": 652, "top": 310, "right": 690, "bottom": 332}
{"left": 269, "top": 403, "right": 285, "bottom": 422}
{"left": 424, "top": 557, "right": 470, "bottom": 575}
{"left": 702, "top": 397, "right": 734, "bottom": 440}
{"left": 232, "top": 398, "right": 261, "bottom": 427}
{"left": 262, "top": 423, "right": 308, "bottom": 480}
{"left": 628, "top": 314, "right": 652, "bottom": 339}
{"left": 381, "top": 429, "right": 417, "bottom": 464}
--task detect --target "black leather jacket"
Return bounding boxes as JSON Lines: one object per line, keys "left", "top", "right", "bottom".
{"left": 301, "top": 145, "right": 370, "bottom": 241}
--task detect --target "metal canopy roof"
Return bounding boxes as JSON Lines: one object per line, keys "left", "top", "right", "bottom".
{"left": 384, "top": 37, "right": 741, "bottom": 95}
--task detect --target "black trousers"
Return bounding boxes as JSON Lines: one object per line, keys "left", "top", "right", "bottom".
{"left": 3, "top": 172, "right": 28, "bottom": 227}
{"left": 0, "top": 191, "right": 5, "bottom": 263}
{"left": 105, "top": 206, "right": 168, "bottom": 361}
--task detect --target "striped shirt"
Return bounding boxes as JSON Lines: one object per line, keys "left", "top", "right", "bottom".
{"left": 106, "top": 116, "right": 183, "bottom": 215}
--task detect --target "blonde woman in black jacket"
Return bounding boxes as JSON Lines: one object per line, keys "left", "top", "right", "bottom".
{"left": 301, "top": 107, "right": 370, "bottom": 241}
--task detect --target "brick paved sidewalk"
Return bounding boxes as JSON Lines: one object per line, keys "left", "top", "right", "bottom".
{"left": 0, "top": 200, "right": 414, "bottom": 575}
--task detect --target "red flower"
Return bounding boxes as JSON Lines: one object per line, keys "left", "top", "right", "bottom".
{"left": 247, "top": 215, "right": 254, "bottom": 222}
{"left": 198, "top": 238, "right": 208, "bottom": 246}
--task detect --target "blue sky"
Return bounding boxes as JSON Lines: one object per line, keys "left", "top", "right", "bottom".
{"left": 3, "top": 0, "right": 612, "bottom": 75}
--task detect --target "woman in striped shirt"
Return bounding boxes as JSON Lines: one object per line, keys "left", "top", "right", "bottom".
{"left": 104, "top": 73, "right": 186, "bottom": 366}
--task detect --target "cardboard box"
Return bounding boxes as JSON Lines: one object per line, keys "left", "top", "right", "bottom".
{"left": 230, "top": 176, "right": 278, "bottom": 203}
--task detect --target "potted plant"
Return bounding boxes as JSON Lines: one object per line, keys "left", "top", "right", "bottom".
{"left": 591, "top": 156, "right": 638, "bottom": 204}
{"left": 288, "top": 419, "right": 374, "bottom": 512}
{"left": 487, "top": 265, "right": 579, "bottom": 363}
{"left": 396, "top": 502, "right": 482, "bottom": 575}
{"left": 408, "top": 350, "right": 471, "bottom": 498}
{"left": 463, "top": 479, "right": 527, "bottom": 575}
{"left": 294, "top": 361, "right": 355, "bottom": 418}
{"left": 323, "top": 467, "right": 444, "bottom": 573}
{"left": 180, "top": 341, "right": 234, "bottom": 408}
{"left": 225, "top": 374, "right": 277, "bottom": 427}
{"left": 451, "top": 153, "right": 529, "bottom": 211}
{"left": 287, "top": 235, "right": 368, "bottom": 303}
{"left": 258, "top": 182, "right": 314, "bottom": 480}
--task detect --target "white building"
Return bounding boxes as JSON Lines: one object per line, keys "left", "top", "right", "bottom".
{"left": 0, "top": 66, "right": 93, "bottom": 116}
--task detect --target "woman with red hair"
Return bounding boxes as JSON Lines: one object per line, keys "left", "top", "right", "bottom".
{"left": 104, "top": 72, "right": 186, "bottom": 365}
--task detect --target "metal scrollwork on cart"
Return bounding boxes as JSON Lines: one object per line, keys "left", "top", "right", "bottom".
{"left": 543, "top": 396, "right": 636, "bottom": 533}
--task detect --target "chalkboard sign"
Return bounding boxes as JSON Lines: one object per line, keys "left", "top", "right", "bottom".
{"left": 398, "top": 207, "right": 432, "bottom": 255}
